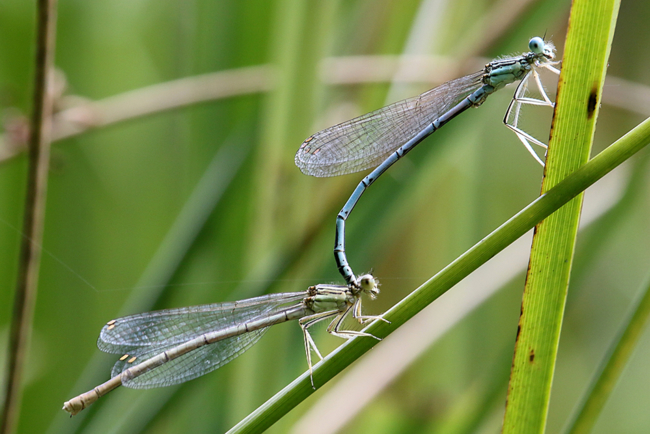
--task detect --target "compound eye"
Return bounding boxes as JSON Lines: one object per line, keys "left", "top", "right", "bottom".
{"left": 357, "top": 274, "right": 379, "bottom": 295}
{"left": 529, "top": 36, "right": 545, "bottom": 54}
{"left": 360, "top": 275, "right": 374, "bottom": 288}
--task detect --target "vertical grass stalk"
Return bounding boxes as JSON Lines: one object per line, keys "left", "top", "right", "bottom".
{"left": 502, "top": 0, "right": 622, "bottom": 432}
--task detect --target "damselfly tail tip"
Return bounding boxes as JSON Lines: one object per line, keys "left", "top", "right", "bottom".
{"left": 62, "top": 399, "right": 80, "bottom": 416}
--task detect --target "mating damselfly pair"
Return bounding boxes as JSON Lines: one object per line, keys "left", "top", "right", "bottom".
{"left": 64, "top": 37, "right": 559, "bottom": 415}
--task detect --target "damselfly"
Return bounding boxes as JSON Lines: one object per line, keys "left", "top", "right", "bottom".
{"left": 295, "top": 37, "right": 560, "bottom": 287}
{"left": 63, "top": 274, "right": 385, "bottom": 415}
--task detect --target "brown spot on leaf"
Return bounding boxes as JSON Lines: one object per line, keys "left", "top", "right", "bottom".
{"left": 587, "top": 85, "right": 599, "bottom": 119}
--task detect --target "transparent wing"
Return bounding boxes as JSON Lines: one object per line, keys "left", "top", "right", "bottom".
{"left": 97, "top": 292, "right": 306, "bottom": 355}
{"left": 113, "top": 329, "right": 268, "bottom": 389}
{"left": 295, "top": 72, "right": 483, "bottom": 177}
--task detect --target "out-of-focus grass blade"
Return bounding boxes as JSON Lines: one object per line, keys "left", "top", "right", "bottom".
{"left": 50, "top": 136, "right": 250, "bottom": 434}
{"left": 564, "top": 271, "right": 650, "bottom": 434}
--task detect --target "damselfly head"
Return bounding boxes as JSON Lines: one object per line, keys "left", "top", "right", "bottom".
{"left": 357, "top": 274, "right": 380, "bottom": 299}
{"left": 529, "top": 36, "right": 555, "bottom": 61}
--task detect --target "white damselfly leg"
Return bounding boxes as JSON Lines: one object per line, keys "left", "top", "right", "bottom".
{"left": 504, "top": 61, "right": 562, "bottom": 165}
{"left": 327, "top": 303, "right": 384, "bottom": 341}
{"left": 299, "top": 309, "right": 340, "bottom": 385}
{"left": 299, "top": 274, "right": 389, "bottom": 387}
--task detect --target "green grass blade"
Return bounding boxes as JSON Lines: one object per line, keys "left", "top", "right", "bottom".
{"left": 227, "top": 116, "right": 650, "bottom": 434}
{"left": 502, "top": 0, "right": 622, "bottom": 432}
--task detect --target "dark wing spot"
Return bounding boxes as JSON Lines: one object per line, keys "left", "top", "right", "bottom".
{"left": 529, "top": 349, "right": 535, "bottom": 363}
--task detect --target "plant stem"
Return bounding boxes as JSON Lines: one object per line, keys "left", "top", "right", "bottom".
{"left": 1, "top": 0, "right": 58, "bottom": 432}
{"left": 503, "top": 0, "right": 621, "bottom": 432}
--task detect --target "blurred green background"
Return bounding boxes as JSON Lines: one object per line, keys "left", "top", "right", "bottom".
{"left": 1, "top": 0, "right": 649, "bottom": 432}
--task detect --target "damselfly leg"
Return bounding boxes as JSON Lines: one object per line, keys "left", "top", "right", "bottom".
{"left": 504, "top": 61, "right": 562, "bottom": 165}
